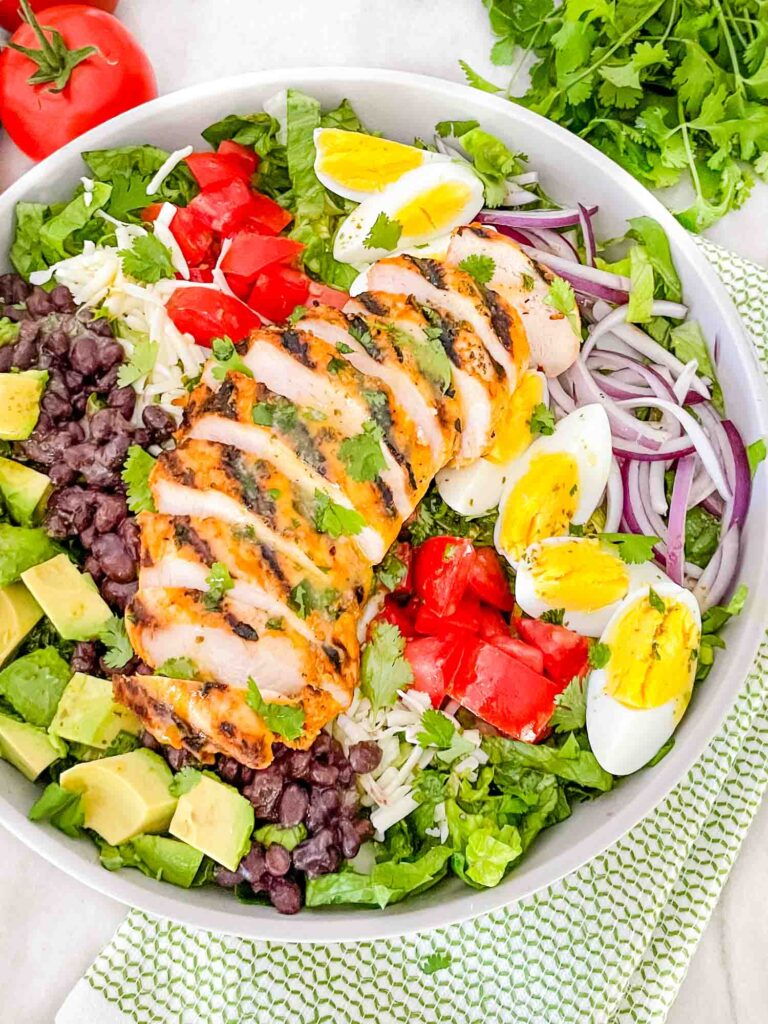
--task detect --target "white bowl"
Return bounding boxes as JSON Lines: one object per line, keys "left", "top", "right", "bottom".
{"left": 1, "top": 67, "right": 766, "bottom": 944}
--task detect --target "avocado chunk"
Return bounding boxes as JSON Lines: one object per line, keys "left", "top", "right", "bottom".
{"left": 0, "top": 457, "right": 51, "bottom": 525}
{"left": 0, "top": 713, "right": 66, "bottom": 780}
{"left": 0, "top": 647, "right": 72, "bottom": 727}
{"left": 169, "top": 774, "right": 254, "bottom": 871}
{"left": 60, "top": 748, "right": 177, "bottom": 846}
{"left": 0, "top": 523, "right": 60, "bottom": 588}
{"left": 22, "top": 553, "right": 112, "bottom": 642}
{"left": 49, "top": 672, "right": 141, "bottom": 749}
{"left": 0, "top": 370, "right": 48, "bottom": 440}
{"left": 0, "top": 582, "right": 43, "bottom": 667}
{"left": 100, "top": 834, "right": 205, "bottom": 888}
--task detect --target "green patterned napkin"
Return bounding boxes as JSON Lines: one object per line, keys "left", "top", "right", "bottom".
{"left": 56, "top": 240, "right": 768, "bottom": 1024}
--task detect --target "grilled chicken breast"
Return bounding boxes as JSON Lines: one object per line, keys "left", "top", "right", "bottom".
{"left": 121, "top": 226, "right": 576, "bottom": 768}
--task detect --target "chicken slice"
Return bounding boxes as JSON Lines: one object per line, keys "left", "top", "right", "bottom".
{"left": 365, "top": 255, "right": 528, "bottom": 389}
{"left": 447, "top": 224, "right": 580, "bottom": 377}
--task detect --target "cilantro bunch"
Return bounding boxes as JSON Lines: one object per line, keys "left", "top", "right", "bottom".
{"left": 474, "top": 0, "right": 768, "bottom": 229}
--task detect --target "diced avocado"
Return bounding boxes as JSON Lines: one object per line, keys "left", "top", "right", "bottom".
{"left": 22, "top": 553, "right": 112, "bottom": 642}
{"left": 0, "top": 582, "right": 42, "bottom": 667}
{"left": 0, "top": 647, "right": 71, "bottom": 727}
{"left": 0, "top": 457, "right": 51, "bottom": 525}
{"left": 60, "top": 748, "right": 177, "bottom": 846}
{"left": 49, "top": 672, "right": 141, "bottom": 749}
{"left": 0, "top": 523, "right": 60, "bottom": 588}
{"left": 0, "top": 713, "right": 66, "bottom": 780}
{"left": 0, "top": 370, "right": 48, "bottom": 441}
{"left": 169, "top": 773, "right": 254, "bottom": 871}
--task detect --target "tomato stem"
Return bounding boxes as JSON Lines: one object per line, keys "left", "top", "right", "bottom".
{"left": 7, "top": 0, "right": 100, "bottom": 93}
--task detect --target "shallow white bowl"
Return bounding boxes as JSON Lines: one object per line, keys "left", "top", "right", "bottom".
{"left": 1, "top": 67, "right": 766, "bottom": 943}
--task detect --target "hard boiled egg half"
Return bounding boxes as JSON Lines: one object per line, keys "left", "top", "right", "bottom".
{"left": 436, "top": 369, "right": 548, "bottom": 516}
{"left": 586, "top": 581, "right": 702, "bottom": 776}
{"left": 494, "top": 403, "right": 612, "bottom": 569}
{"left": 314, "top": 128, "right": 449, "bottom": 202}
{"left": 333, "top": 161, "right": 485, "bottom": 265}
{"left": 515, "top": 536, "right": 668, "bottom": 637}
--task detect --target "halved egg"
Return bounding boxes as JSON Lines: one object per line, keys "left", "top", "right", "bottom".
{"left": 494, "top": 404, "right": 612, "bottom": 569}
{"left": 314, "top": 128, "right": 449, "bottom": 202}
{"left": 436, "top": 370, "right": 547, "bottom": 516}
{"left": 586, "top": 581, "right": 702, "bottom": 776}
{"left": 333, "top": 162, "right": 485, "bottom": 265}
{"left": 515, "top": 536, "right": 668, "bottom": 637}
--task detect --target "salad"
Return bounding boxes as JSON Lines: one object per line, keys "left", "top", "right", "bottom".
{"left": 0, "top": 89, "right": 760, "bottom": 915}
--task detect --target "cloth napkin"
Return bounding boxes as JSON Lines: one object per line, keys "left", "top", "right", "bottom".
{"left": 57, "top": 239, "right": 768, "bottom": 1024}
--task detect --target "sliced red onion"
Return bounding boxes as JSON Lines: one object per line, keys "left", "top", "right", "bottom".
{"left": 701, "top": 492, "right": 725, "bottom": 517}
{"left": 578, "top": 203, "right": 596, "bottom": 268}
{"left": 688, "top": 463, "right": 717, "bottom": 509}
{"left": 547, "top": 376, "right": 576, "bottom": 414}
{"left": 721, "top": 420, "right": 752, "bottom": 528}
{"left": 502, "top": 189, "right": 540, "bottom": 207}
{"left": 649, "top": 459, "right": 669, "bottom": 515}
{"left": 672, "top": 360, "right": 700, "bottom": 404}
{"left": 692, "top": 525, "right": 741, "bottom": 610}
{"left": 636, "top": 461, "right": 671, "bottom": 539}
{"left": 525, "top": 227, "right": 579, "bottom": 262}
{"left": 584, "top": 301, "right": 688, "bottom": 361}
{"left": 613, "top": 438, "right": 696, "bottom": 461}
{"left": 588, "top": 351, "right": 678, "bottom": 403}
{"left": 604, "top": 322, "right": 711, "bottom": 399}
{"left": 567, "top": 359, "right": 671, "bottom": 446}
{"left": 605, "top": 457, "right": 623, "bottom": 532}
{"left": 616, "top": 398, "right": 730, "bottom": 499}
{"left": 478, "top": 207, "right": 596, "bottom": 230}
{"left": 511, "top": 171, "right": 540, "bottom": 186}
{"left": 666, "top": 456, "right": 695, "bottom": 585}
{"left": 621, "top": 460, "right": 661, "bottom": 540}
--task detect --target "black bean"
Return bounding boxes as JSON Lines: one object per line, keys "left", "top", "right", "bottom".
{"left": 47, "top": 485, "right": 93, "bottom": 531}
{"left": 25, "top": 287, "right": 54, "bottom": 318}
{"left": 98, "top": 435, "right": 132, "bottom": 470}
{"left": 239, "top": 844, "right": 267, "bottom": 885}
{"left": 50, "top": 285, "right": 75, "bottom": 313}
{"left": 48, "top": 462, "right": 76, "bottom": 487}
{"left": 348, "top": 741, "right": 382, "bottom": 775}
{"left": 83, "top": 555, "right": 104, "bottom": 581}
{"left": 214, "top": 866, "right": 243, "bottom": 889}
{"left": 79, "top": 458, "right": 119, "bottom": 489}
{"left": 93, "top": 492, "right": 128, "bottom": 533}
{"left": 355, "top": 818, "right": 374, "bottom": 843}
{"left": 108, "top": 386, "right": 136, "bottom": 419}
{"left": 267, "top": 876, "right": 302, "bottom": 915}
{"left": 142, "top": 405, "right": 175, "bottom": 442}
{"left": 95, "top": 338, "right": 124, "bottom": 370}
{"left": 80, "top": 525, "right": 97, "bottom": 549}
{"left": 287, "top": 750, "right": 312, "bottom": 779}
{"left": 292, "top": 827, "right": 340, "bottom": 878}
{"left": 3, "top": 304, "right": 25, "bottom": 323}
{"left": 278, "top": 783, "right": 309, "bottom": 827}
{"left": 17, "top": 319, "right": 40, "bottom": 346}
{"left": 0, "top": 273, "right": 30, "bottom": 305}
{"left": 65, "top": 370, "right": 85, "bottom": 392}
{"left": 118, "top": 518, "right": 141, "bottom": 561}
{"left": 336, "top": 817, "right": 362, "bottom": 860}
{"left": 305, "top": 787, "right": 340, "bottom": 834}
{"left": 64, "top": 442, "right": 100, "bottom": 473}
{"left": 0, "top": 348, "right": 13, "bottom": 373}
{"left": 265, "top": 843, "right": 291, "bottom": 877}
{"left": 71, "top": 641, "right": 98, "bottom": 674}
{"left": 337, "top": 786, "right": 361, "bottom": 819}
{"left": 218, "top": 756, "right": 241, "bottom": 784}
{"left": 40, "top": 391, "right": 72, "bottom": 422}
{"left": 243, "top": 767, "right": 284, "bottom": 818}
{"left": 69, "top": 335, "right": 100, "bottom": 375}
{"left": 308, "top": 761, "right": 339, "bottom": 787}
{"left": 100, "top": 579, "right": 137, "bottom": 610}
{"left": 89, "top": 408, "right": 123, "bottom": 442}
{"left": 141, "top": 730, "right": 161, "bottom": 752}
{"left": 91, "top": 532, "right": 136, "bottom": 583}
{"left": 43, "top": 328, "right": 71, "bottom": 358}
{"left": 11, "top": 336, "right": 38, "bottom": 370}
{"left": 165, "top": 746, "right": 194, "bottom": 771}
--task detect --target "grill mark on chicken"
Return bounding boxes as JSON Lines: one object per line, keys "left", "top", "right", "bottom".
{"left": 204, "top": 377, "right": 238, "bottom": 419}
{"left": 172, "top": 517, "right": 215, "bottom": 566}
{"left": 224, "top": 613, "right": 260, "bottom": 641}
{"left": 278, "top": 328, "right": 314, "bottom": 368}
{"left": 163, "top": 450, "right": 195, "bottom": 488}
{"left": 221, "top": 447, "right": 278, "bottom": 525}
{"left": 373, "top": 476, "right": 397, "bottom": 515}
{"left": 347, "top": 314, "right": 383, "bottom": 361}
{"left": 483, "top": 287, "right": 515, "bottom": 354}
{"left": 258, "top": 542, "right": 288, "bottom": 586}
{"left": 356, "top": 292, "right": 388, "bottom": 316}
{"left": 410, "top": 256, "right": 447, "bottom": 289}
{"left": 323, "top": 643, "right": 342, "bottom": 672}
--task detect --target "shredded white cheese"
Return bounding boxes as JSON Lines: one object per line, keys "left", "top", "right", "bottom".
{"left": 145, "top": 145, "right": 194, "bottom": 196}
{"left": 80, "top": 176, "right": 95, "bottom": 208}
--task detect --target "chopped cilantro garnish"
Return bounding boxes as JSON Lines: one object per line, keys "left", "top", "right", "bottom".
{"left": 98, "top": 615, "right": 134, "bottom": 670}
{"left": 549, "top": 676, "right": 587, "bottom": 733}
{"left": 648, "top": 587, "right": 666, "bottom": 614}
{"left": 601, "top": 533, "right": 659, "bottom": 564}
{"left": 121, "top": 445, "right": 156, "bottom": 514}
{"left": 246, "top": 678, "right": 305, "bottom": 739}
{"left": 544, "top": 276, "right": 580, "bottom": 336}
{"left": 528, "top": 403, "right": 555, "bottom": 436}
{"left": 313, "top": 490, "right": 365, "bottom": 537}
{"left": 338, "top": 421, "right": 386, "bottom": 482}
{"left": 118, "top": 233, "right": 175, "bottom": 284}
{"left": 588, "top": 642, "right": 611, "bottom": 669}
{"left": 202, "top": 562, "right": 234, "bottom": 611}
{"left": 458, "top": 253, "right": 495, "bottom": 286}
{"left": 417, "top": 709, "right": 457, "bottom": 749}
{"left": 116, "top": 335, "right": 158, "bottom": 388}
{"left": 540, "top": 608, "right": 565, "bottom": 625}
{"left": 363, "top": 211, "right": 402, "bottom": 251}
{"left": 360, "top": 621, "right": 413, "bottom": 714}
{"left": 156, "top": 657, "right": 198, "bottom": 680}
{"left": 210, "top": 336, "right": 254, "bottom": 382}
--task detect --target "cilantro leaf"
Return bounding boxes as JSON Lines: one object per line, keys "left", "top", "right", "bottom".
{"left": 116, "top": 335, "right": 159, "bottom": 389}
{"left": 364, "top": 212, "right": 403, "bottom": 251}
{"left": 458, "top": 254, "right": 496, "bottom": 286}
{"left": 288, "top": 579, "right": 340, "bottom": 620}
{"left": 202, "top": 562, "right": 234, "bottom": 611}
{"left": 156, "top": 657, "right": 198, "bottom": 680}
{"left": 360, "top": 621, "right": 413, "bottom": 714}
{"left": 246, "top": 678, "right": 305, "bottom": 739}
{"left": 588, "top": 642, "right": 611, "bottom": 670}
{"left": 544, "top": 276, "right": 580, "bottom": 335}
{"left": 648, "top": 587, "right": 665, "bottom": 614}
{"left": 550, "top": 676, "right": 587, "bottom": 733}
{"left": 529, "top": 403, "right": 555, "bottom": 436}
{"left": 375, "top": 549, "right": 408, "bottom": 592}
{"left": 540, "top": 608, "right": 565, "bottom": 625}
{"left": 121, "top": 446, "right": 157, "bottom": 514}
{"left": 747, "top": 438, "right": 767, "bottom": 477}
{"left": 313, "top": 490, "right": 365, "bottom": 537}
{"left": 210, "top": 336, "right": 254, "bottom": 382}
{"left": 98, "top": 615, "right": 134, "bottom": 670}
{"left": 338, "top": 422, "right": 386, "bottom": 482}
{"left": 118, "top": 233, "right": 175, "bottom": 284}
{"left": 287, "top": 304, "right": 308, "bottom": 325}
{"left": 601, "top": 532, "right": 658, "bottom": 564}
{"left": 417, "top": 709, "right": 457, "bottom": 749}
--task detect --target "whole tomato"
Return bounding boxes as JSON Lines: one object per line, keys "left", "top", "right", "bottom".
{"left": 0, "top": 2, "right": 156, "bottom": 160}
{"left": 0, "top": 0, "right": 118, "bottom": 32}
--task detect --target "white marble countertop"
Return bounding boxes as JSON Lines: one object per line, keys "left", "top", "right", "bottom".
{"left": 0, "top": 2, "right": 766, "bottom": 1020}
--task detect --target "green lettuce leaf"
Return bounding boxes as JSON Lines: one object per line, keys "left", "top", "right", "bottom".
{"left": 627, "top": 244, "right": 655, "bottom": 323}
{"left": 28, "top": 782, "right": 84, "bottom": 837}
{"left": 10, "top": 203, "right": 48, "bottom": 278}
{"left": 453, "top": 126, "right": 524, "bottom": 207}
{"left": 0, "top": 647, "right": 72, "bottom": 727}
{"left": 627, "top": 217, "right": 682, "bottom": 302}
{"left": 39, "top": 183, "right": 113, "bottom": 265}
{"left": 0, "top": 524, "right": 60, "bottom": 588}
{"left": 97, "top": 834, "right": 207, "bottom": 888}
{"left": 668, "top": 320, "right": 723, "bottom": 412}
{"left": 684, "top": 504, "right": 720, "bottom": 568}
{"left": 82, "top": 145, "right": 198, "bottom": 221}
{"left": 484, "top": 733, "right": 614, "bottom": 792}
{"left": 305, "top": 845, "right": 452, "bottom": 909}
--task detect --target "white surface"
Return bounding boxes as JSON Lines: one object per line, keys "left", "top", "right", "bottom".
{"left": 0, "top": 0, "right": 766, "bottom": 1017}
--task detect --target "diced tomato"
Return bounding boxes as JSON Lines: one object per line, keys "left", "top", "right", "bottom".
{"left": 405, "top": 634, "right": 466, "bottom": 708}
{"left": 487, "top": 634, "right": 545, "bottom": 675}
{"left": 187, "top": 178, "right": 259, "bottom": 236}
{"left": 170, "top": 206, "right": 215, "bottom": 266}
{"left": 467, "top": 547, "right": 514, "bottom": 611}
{"left": 307, "top": 279, "right": 349, "bottom": 310}
{"left": 223, "top": 273, "right": 253, "bottom": 300}
{"left": 375, "top": 595, "right": 416, "bottom": 639}
{"left": 185, "top": 152, "right": 253, "bottom": 190}
{"left": 449, "top": 638, "right": 562, "bottom": 741}
{"left": 166, "top": 287, "right": 261, "bottom": 347}
{"left": 241, "top": 192, "right": 293, "bottom": 235}
{"left": 513, "top": 617, "right": 590, "bottom": 687}
{"left": 141, "top": 203, "right": 162, "bottom": 223}
{"left": 218, "top": 140, "right": 259, "bottom": 175}
{"left": 413, "top": 536, "right": 475, "bottom": 616}
{"left": 414, "top": 597, "right": 482, "bottom": 638}
{"left": 248, "top": 263, "right": 311, "bottom": 323}
{"left": 221, "top": 233, "right": 304, "bottom": 282}
{"left": 187, "top": 266, "right": 214, "bottom": 283}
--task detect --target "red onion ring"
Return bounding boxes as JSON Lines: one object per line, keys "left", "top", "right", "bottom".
{"left": 584, "top": 301, "right": 688, "bottom": 361}
{"left": 605, "top": 457, "right": 623, "bottom": 532}
{"left": 478, "top": 206, "right": 597, "bottom": 229}
{"left": 721, "top": 420, "right": 752, "bottom": 528}
{"left": 692, "top": 525, "right": 741, "bottom": 610}
{"left": 525, "top": 227, "right": 580, "bottom": 262}
{"left": 578, "top": 203, "right": 596, "bottom": 268}
{"left": 666, "top": 456, "right": 695, "bottom": 585}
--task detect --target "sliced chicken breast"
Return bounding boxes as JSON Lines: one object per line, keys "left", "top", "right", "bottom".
{"left": 447, "top": 224, "right": 580, "bottom": 377}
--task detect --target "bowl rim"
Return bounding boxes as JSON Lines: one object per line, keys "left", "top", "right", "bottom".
{"left": 1, "top": 65, "right": 767, "bottom": 944}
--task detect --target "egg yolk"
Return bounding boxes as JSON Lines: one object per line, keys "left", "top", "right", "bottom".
{"left": 528, "top": 540, "right": 629, "bottom": 611}
{"left": 393, "top": 182, "right": 473, "bottom": 237}
{"left": 316, "top": 129, "right": 424, "bottom": 192}
{"left": 499, "top": 452, "right": 580, "bottom": 562}
{"left": 487, "top": 372, "right": 545, "bottom": 465}
{"left": 604, "top": 594, "right": 700, "bottom": 711}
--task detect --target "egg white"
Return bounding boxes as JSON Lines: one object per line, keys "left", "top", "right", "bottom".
{"left": 494, "top": 403, "right": 612, "bottom": 569}
{"left": 333, "top": 162, "right": 484, "bottom": 264}
{"left": 586, "top": 581, "right": 702, "bottom": 776}
{"left": 515, "top": 536, "right": 669, "bottom": 637}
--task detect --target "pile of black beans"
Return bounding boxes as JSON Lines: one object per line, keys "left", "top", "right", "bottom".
{"left": 0, "top": 273, "right": 174, "bottom": 614}
{"left": 143, "top": 731, "right": 382, "bottom": 914}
